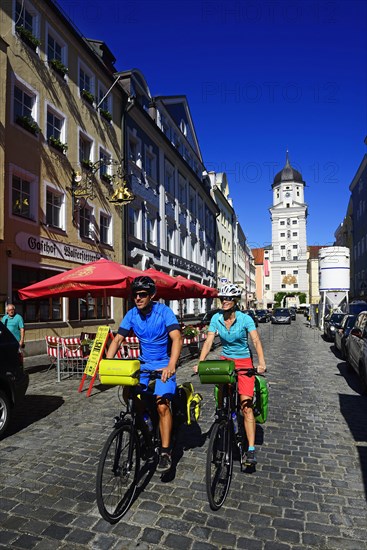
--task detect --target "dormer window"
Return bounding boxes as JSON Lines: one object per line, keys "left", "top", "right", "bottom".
{"left": 179, "top": 119, "right": 187, "bottom": 136}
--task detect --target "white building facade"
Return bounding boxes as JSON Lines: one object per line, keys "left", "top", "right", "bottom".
{"left": 269, "top": 154, "right": 309, "bottom": 301}
{"left": 208, "top": 172, "right": 235, "bottom": 288}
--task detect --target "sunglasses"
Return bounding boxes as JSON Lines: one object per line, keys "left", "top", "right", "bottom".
{"left": 133, "top": 291, "right": 150, "bottom": 299}
{"left": 219, "top": 296, "right": 235, "bottom": 302}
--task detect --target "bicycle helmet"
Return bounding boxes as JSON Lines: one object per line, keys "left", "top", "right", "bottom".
{"left": 131, "top": 276, "right": 156, "bottom": 295}
{"left": 218, "top": 283, "right": 242, "bottom": 298}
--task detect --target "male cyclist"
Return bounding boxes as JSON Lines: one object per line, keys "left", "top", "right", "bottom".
{"left": 107, "top": 276, "right": 182, "bottom": 472}
{"left": 194, "top": 283, "right": 266, "bottom": 466}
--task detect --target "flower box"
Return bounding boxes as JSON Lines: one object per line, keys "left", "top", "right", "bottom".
{"left": 16, "top": 115, "right": 40, "bottom": 135}
{"left": 16, "top": 26, "right": 41, "bottom": 51}
{"left": 99, "top": 108, "right": 112, "bottom": 122}
{"left": 182, "top": 325, "right": 200, "bottom": 338}
{"left": 81, "top": 89, "right": 95, "bottom": 105}
{"left": 49, "top": 58, "right": 68, "bottom": 78}
{"left": 81, "top": 159, "right": 94, "bottom": 171}
{"left": 48, "top": 136, "right": 68, "bottom": 154}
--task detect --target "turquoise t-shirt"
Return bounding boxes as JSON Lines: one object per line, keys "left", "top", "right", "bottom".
{"left": 208, "top": 311, "right": 256, "bottom": 358}
{"left": 2, "top": 313, "right": 24, "bottom": 342}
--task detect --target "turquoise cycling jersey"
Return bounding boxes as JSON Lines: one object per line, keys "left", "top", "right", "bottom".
{"left": 208, "top": 310, "right": 255, "bottom": 358}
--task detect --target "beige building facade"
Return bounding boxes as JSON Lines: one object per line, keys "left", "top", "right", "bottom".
{"left": 1, "top": 0, "right": 128, "bottom": 353}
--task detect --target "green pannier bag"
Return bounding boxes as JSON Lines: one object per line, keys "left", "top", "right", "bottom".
{"left": 198, "top": 360, "right": 236, "bottom": 384}
{"left": 253, "top": 375, "right": 269, "bottom": 424}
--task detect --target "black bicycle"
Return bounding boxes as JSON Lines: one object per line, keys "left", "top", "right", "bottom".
{"left": 206, "top": 367, "right": 258, "bottom": 510}
{"left": 96, "top": 371, "right": 165, "bottom": 523}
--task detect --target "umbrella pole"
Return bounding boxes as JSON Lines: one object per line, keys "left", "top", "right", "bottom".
{"left": 179, "top": 299, "right": 183, "bottom": 323}
{"left": 105, "top": 289, "right": 108, "bottom": 323}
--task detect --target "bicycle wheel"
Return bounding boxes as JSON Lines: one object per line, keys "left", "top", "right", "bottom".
{"left": 96, "top": 424, "right": 140, "bottom": 523}
{"left": 206, "top": 420, "right": 233, "bottom": 510}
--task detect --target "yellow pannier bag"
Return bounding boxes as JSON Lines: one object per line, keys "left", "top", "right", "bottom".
{"left": 99, "top": 359, "right": 140, "bottom": 386}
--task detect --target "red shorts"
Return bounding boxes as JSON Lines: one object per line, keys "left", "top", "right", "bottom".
{"left": 220, "top": 356, "right": 255, "bottom": 397}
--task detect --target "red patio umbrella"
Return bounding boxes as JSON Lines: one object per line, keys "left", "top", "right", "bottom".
{"left": 176, "top": 275, "right": 218, "bottom": 298}
{"left": 18, "top": 258, "right": 144, "bottom": 300}
{"left": 144, "top": 268, "right": 185, "bottom": 300}
{"left": 144, "top": 269, "right": 217, "bottom": 299}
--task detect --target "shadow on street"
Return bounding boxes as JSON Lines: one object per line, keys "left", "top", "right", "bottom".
{"left": 336, "top": 361, "right": 366, "bottom": 395}
{"left": 2, "top": 394, "right": 64, "bottom": 438}
{"left": 336, "top": 366, "right": 367, "bottom": 499}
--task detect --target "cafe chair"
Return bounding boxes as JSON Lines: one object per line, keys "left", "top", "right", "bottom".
{"left": 45, "top": 336, "right": 64, "bottom": 369}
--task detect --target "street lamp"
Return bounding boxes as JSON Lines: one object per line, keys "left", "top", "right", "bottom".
{"left": 71, "top": 158, "right": 135, "bottom": 208}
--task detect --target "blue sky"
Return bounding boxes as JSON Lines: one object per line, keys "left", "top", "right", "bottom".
{"left": 58, "top": 0, "right": 367, "bottom": 249}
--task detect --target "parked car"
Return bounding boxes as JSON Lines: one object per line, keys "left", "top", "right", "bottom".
{"left": 243, "top": 309, "right": 259, "bottom": 327}
{"left": 271, "top": 308, "right": 291, "bottom": 325}
{"left": 0, "top": 321, "right": 29, "bottom": 437}
{"left": 348, "top": 301, "right": 367, "bottom": 315}
{"left": 323, "top": 312, "right": 345, "bottom": 341}
{"left": 346, "top": 310, "right": 367, "bottom": 393}
{"left": 289, "top": 307, "right": 297, "bottom": 320}
{"left": 334, "top": 314, "right": 357, "bottom": 359}
{"left": 256, "top": 309, "right": 271, "bottom": 323}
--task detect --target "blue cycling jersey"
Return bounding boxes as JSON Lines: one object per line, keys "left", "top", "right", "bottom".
{"left": 118, "top": 302, "right": 180, "bottom": 367}
{"left": 208, "top": 310, "right": 255, "bottom": 358}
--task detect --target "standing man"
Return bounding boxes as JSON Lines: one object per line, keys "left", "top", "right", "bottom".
{"left": 2, "top": 304, "right": 25, "bottom": 348}
{"left": 107, "top": 276, "right": 182, "bottom": 472}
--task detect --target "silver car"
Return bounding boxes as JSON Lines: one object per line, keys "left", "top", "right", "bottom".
{"left": 271, "top": 308, "right": 291, "bottom": 325}
{"left": 346, "top": 311, "right": 367, "bottom": 394}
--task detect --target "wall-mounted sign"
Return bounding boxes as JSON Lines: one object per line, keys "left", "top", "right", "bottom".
{"left": 15, "top": 232, "right": 105, "bottom": 264}
{"left": 282, "top": 274, "right": 297, "bottom": 285}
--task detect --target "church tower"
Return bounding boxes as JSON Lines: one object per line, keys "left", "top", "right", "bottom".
{"left": 269, "top": 153, "right": 309, "bottom": 302}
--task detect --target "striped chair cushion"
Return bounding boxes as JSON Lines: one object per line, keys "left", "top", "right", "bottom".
{"left": 45, "top": 336, "right": 64, "bottom": 358}
{"left": 125, "top": 336, "right": 140, "bottom": 358}
{"left": 63, "top": 337, "right": 84, "bottom": 358}
{"left": 183, "top": 336, "right": 199, "bottom": 345}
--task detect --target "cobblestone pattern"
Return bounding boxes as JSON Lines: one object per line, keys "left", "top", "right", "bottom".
{"left": 1, "top": 317, "right": 367, "bottom": 549}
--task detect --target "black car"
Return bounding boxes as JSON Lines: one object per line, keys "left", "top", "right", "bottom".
{"left": 271, "top": 308, "right": 291, "bottom": 325}
{"left": 256, "top": 309, "right": 270, "bottom": 323}
{"left": 0, "top": 321, "right": 29, "bottom": 437}
{"left": 243, "top": 310, "right": 259, "bottom": 327}
{"left": 346, "top": 310, "right": 367, "bottom": 393}
{"left": 334, "top": 314, "right": 357, "bottom": 359}
{"left": 323, "top": 313, "right": 345, "bottom": 341}
{"left": 289, "top": 307, "right": 297, "bottom": 321}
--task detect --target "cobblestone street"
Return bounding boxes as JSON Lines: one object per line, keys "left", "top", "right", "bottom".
{"left": 1, "top": 316, "right": 367, "bottom": 549}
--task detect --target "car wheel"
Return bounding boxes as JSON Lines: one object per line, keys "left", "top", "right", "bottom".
{"left": 341, "top": 342, "right": 346, "bottom": 360}
{"left": 0, "top": 390, "right": 11, "bottom": 438}
{"left": 359, "top": 362, "right": 367, "bottom": 395}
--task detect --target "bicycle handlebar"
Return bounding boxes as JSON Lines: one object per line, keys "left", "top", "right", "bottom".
{"left": 140, "top": 369, "right": 162, "bottom": 380}
{"left": 192, "top": 366, "right": 265, "bottom": 379}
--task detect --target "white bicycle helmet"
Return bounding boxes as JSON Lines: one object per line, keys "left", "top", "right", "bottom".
{"left": 218, "top": 283, "right": 242, "bottom": 298}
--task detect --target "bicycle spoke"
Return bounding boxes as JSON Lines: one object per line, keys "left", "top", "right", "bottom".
{"left": 206, "top": 420, "right": 233, "bottom": 510}
{"left": 96, "top": 424, "right": 140, "bottom": 523}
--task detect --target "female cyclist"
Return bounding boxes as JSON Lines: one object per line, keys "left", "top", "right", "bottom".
{"left": 195, "top": 283, "right": 266, "bottom": 465}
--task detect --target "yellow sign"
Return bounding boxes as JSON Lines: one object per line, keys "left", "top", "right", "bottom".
{"left": 84, "top": 325, "right": 110, "bottom": 377}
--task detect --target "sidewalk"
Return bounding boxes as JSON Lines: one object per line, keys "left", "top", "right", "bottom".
{"left": 23, "top": 354, "right": 50, "bottom": 372}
